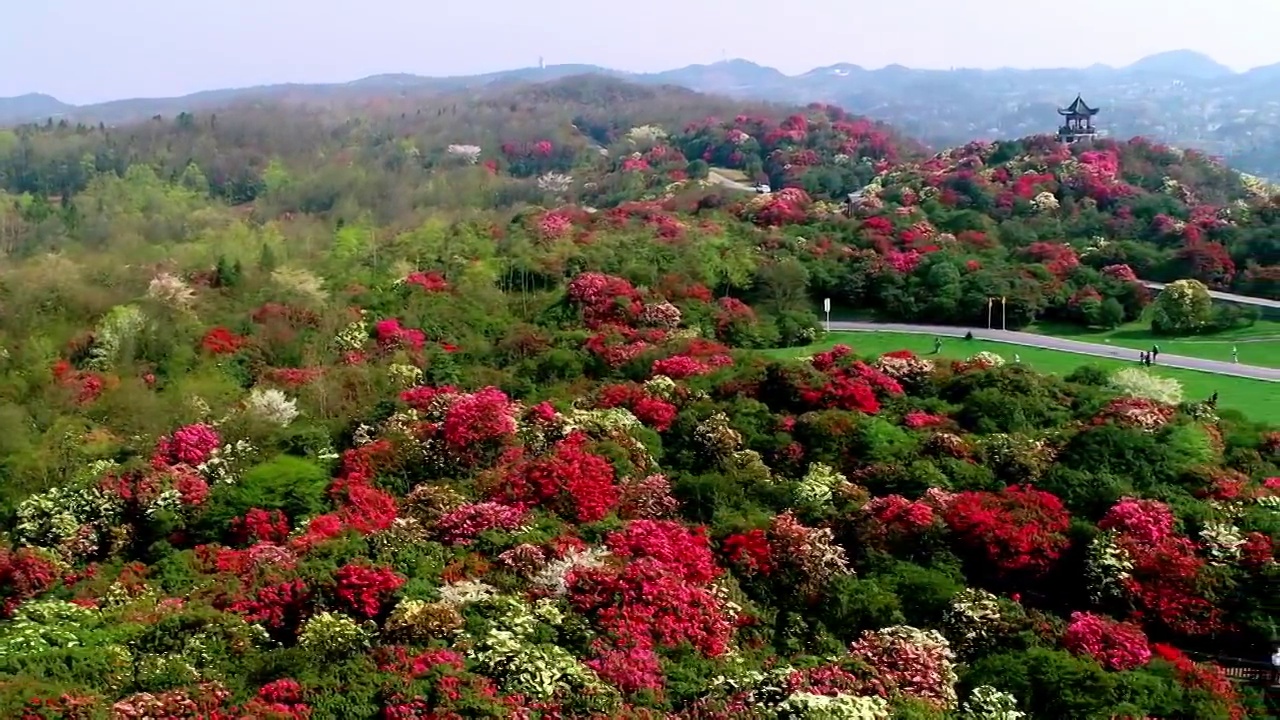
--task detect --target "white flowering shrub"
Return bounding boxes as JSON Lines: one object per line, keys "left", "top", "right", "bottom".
{"left": 197, "top": 440, "right": 258, "bottom": 486}
{"left": 297, "top": 612, "right": 370, "bottom": 656}
{"left": 387, "top": 363, "right": 423, "bottom": 388}
{"left": 967, "top": 351, "right": 1005, "bottom": 368}
{"left": 146, "top": 272, "right": 196, "bottom": 309}
{"left": 942, "top": 588, "right": 1003, "bottom": 656}
{"left": 468, "top": 595, "right": 612, "bottom": 705}
{"left": 15, "top": 483, "right": 123, "bottom": 555}
{"left": 1200, "top": 522, "right": 1245, "bottom": 564}
{"left": 530, "top": 546, "right": 610, "bottom": 597}
{"left": 795, "top": 462, "right": 845, "bottom": 506}
{"left": 88, "top": 305, "right": 148, "bottom": 370}
{"left": 334, "top": 315, "right": 369, "bottom": 353}
{"left": 626, "top": 125, "right": 668, "bottom": 144}
{"left": 536, "top": 172, "right": 573, "bottom": 194}
{"left": 1108, "top": 367, "right": 1184, "bottom": 406}
{"left": 777, "top": 692, "right": 891, "bottom": 719}
{"left": 1031, "top": 191, "right": 1059, "bottom": 213}
{"left": 1084, "top": 532, "right": 1134, "bottom": 602}
{"left": 446, "top": 144, "right": 482, "bottom": 163}
{"left": 0, "top": 600, "right": 102, "bottom": 659}
{"left": 643, "top": 375, "right": 678, "bottom": 401}
{"left": 384, "top": 599, "right": 465, "bottom": 642}
{"left": 244, "top": 387, "right": 299, "bottom": 427}
{"left": 436, "top": 579, "right": 497, "bottom": 607}
{"left": 271, "top": 266, "right": 328, "bottom": 305}
{"left": 960, "top": 686, "right": 1025, "bottom": 719}
{"left": 564, "top": 407, "right": 643, "bottom": 435}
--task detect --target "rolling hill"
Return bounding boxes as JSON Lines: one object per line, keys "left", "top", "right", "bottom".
{"left": 8, "top": 50, "right": 1280, "bottom": 177}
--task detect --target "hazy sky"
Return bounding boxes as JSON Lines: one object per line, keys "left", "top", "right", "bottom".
{"left": 5, "top": 0, "right": 1280, "bottom": 104}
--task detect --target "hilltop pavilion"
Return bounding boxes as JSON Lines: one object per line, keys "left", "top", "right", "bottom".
{"left": 1057, "top": 94, "right": 1099, "bottom": 144}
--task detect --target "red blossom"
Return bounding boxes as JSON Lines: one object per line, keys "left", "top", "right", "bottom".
{"left": 153, "top": 423, "right": 220, "bottom": 468}
{"left": 404, "top": 271, "right": 449, "bottom": 292}
{"left": 200, "top": 326, "right": 247, "bottom": 355}
{"left": 944, "top": 485, "right": 1071, "bottom": 578}
{"left": 332, "top": 562, "right": 405, "bottom": 618}
{"left": 1063, "top": 611, "right": 1152, "bottom": 671}
{"left": 434, "top": 502, "right": 528, "bottom": 545}
{"left": 0, "top": 548, "right": 59, "bottom": 616}
{"left": 489, "top": 432, "right": 619, "bottom": 523}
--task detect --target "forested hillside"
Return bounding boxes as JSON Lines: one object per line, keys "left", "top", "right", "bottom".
{"left": 0, "top": 77, "right": 1276, "bottom": 718}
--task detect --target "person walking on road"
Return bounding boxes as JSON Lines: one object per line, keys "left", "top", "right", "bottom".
{"left": 1140, "top": 351, "right": 1149, "bottom": 366}
{"left": 1151, "top": 344, "right": 1160, "bottom": 364}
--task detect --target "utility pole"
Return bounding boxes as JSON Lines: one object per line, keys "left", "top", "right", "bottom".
{"left": 987, "top": 297, "right": 993, "bottom": 330}
{"left": 823, "top": 298, "right": 831, "bottom": 334}
{"left": 1001, "top": 296, "right": 1007, "bottom": 331}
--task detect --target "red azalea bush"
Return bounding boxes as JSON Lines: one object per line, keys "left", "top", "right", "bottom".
{"left": 404, "top": 270, "right": 449, "bottom": 292}
{"left": 331, "top": 562, "right": 405, "bottom": 618}
{"left": 153, "top": 423, "right": 220, "bottom": 467}
{"left": 0, "top": 547, "right": 59, "bottom": 616}
{"left": 488, "top": 432, "right": 620, "bottom": 523}
{"left": 860, "top": 494, "right": 942, "bottom": 547}
{"left": 433, "top": 502, "right": 528, "bottom": 545}
{"left": 1098, "top": 497, "right": 1176, "bottom": 545}
{"left": 568, "top": 520, "right": 734, "bottom": 692}
{"left": 777, "top": 345, "right": 903, "bottom": 414}
{"left": 200, "top": 326, "right": 247, "bottom": 355}
{"left": 374, "top": 318, "right": 427, "bottom": 351}
{"left": 944, "top": 485, "right": 1071, "bottom": 579}
{"left": 1062, "top": 611, "right": 1152, "bottom": 671}
{"left": 1097, "top": 499, "right": 1220, "bottom": 636}
{"left": 1151, "top": 644, "right": 1245, "bottom": 720}
{"left": 567, "top": 272, "right": 642, "bottom": 328}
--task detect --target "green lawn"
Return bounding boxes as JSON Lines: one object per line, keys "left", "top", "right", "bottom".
{"left": 765, "top": 331, "right": 1280, "bottom": 425}
{"left": 1027, "top": 316, "right": 1280, "bottom": 368}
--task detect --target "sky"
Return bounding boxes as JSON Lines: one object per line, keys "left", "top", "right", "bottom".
{"left": 5, "top": 0, "right": 1280, "bottom": 104}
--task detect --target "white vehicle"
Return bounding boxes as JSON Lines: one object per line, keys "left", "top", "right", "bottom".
{"left": 753, "top": 183, "right": 771, "bottom": 194}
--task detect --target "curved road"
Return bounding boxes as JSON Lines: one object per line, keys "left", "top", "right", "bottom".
{"left": 1139, "top": 281, "right": 1280, "bottom": 311}
{"left": 706, "top": 170, "right": 758, "bottom": 192}
{"left": 827, "top": 321, "right": 1280, "bottom": 382}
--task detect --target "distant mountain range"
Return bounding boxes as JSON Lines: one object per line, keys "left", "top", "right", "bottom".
{"left": 7, "top": 49, "right": 1280, "bottom": 177}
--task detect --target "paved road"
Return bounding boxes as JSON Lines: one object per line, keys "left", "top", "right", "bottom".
{"left": 1140, "top": 281, "right": 1280, "bottom": 311}
{"left": 828, "top": 321, "right": 1280, "bottom": 382}
{"left": 706, "top": 170, "right": 758, "bottom": 192}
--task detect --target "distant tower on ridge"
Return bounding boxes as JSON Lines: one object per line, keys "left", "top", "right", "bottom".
{"left": 1057, "top": 94, "right": 1099, "bottom": 144}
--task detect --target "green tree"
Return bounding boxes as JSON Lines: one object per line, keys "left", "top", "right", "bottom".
{"left": 1150, "top": 279, "right": 1213, "bottom": 334}
{"left": 1097, "top": 297, "right": 1125, "bottom": 329}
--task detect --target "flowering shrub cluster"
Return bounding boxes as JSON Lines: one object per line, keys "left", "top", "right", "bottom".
{"left": 4, "top": 104, "right": 1280, "bottom": 720}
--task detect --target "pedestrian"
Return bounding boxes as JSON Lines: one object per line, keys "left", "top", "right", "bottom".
{"left": 1210, "top": 391, "right": 1218, "bottom": 407}
{"left": 1232, "top": 345, "right": 1238, "bottom": 364}
{"left": 1140, "top": 351, "right": 1148, "bottom": 366}
{"left": 1151, "top": 344, "right": 1159, "bottom": 364}
{"left": 933, "top": 337, "right": 942, "bottom": 354}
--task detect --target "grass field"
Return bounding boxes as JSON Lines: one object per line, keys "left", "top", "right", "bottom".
{"left": 1027, "top": 316, "right": 1280, "bottom": 368}
{"left": 765, "top": 331, "right": 1280, "bottom": 425}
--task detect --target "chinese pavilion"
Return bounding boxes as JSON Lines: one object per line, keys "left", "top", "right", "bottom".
{"left": 1057, "top": 94, "right": 1099, "bottom": 144}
